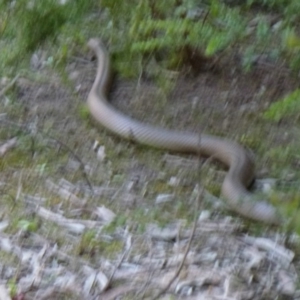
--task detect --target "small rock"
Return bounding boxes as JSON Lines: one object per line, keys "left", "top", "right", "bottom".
{"left": 93, "top": 141, "right": 106, "bottom": 161}
{"left": 30, "top": 53, "right": 41, "bottom": 70}
{"left": 255, "top": 178, "right": 277, "bottom": 193}
{"left": 198, "top": 210, "right": 211, "bottom": 221}
{"left": 96, "top": 206, "right": 116, "bottom": 224}
{"left": 148, "top": 224, "right": 178, "bottom": 240}
{"left": 168, "top": 176, "right": 180, "bottom": 186}
{"left": 155, "top": 194, "right": 174, "bottom": 204}
{"left": 277, "top": 270, "right": 296, "bottom": 296}
{"left": 69, "top": 70, "right": 80, "bottom": 81}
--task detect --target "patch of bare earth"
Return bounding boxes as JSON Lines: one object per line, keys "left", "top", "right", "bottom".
{"left": 0, "top": 47, "right": 299, "bottom": 299}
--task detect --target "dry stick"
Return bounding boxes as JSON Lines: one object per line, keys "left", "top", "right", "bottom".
{"left": 93, "top": 242, "right": 133, "bottom": 300}
{"left": 149, "top": 137, "right": 229, "bottom": 299}
{"left": 0, "top": 73, "right": 20, "bottom": 98}
{"left": 150, "top": 136, "right": 218, "bottom": 300}
{"left": 106, "top": 245, "right": 131, "bottom": 288}
{"left": 136, "top": 248, "right": 158, "bottom": 299}
{"left": 150, "top": 189, "right": 200, "bottom": 300}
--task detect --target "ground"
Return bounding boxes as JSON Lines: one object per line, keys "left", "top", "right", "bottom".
{"left": 0, "top": 40, "right": 299, "bottom": 299}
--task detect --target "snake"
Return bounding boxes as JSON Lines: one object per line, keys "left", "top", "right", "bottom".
{"left": 87, "top": 38, "right": 282, "bottom": 225}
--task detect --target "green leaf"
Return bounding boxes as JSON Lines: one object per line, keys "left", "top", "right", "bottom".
{"left": 18, "top": 219, "right": 39, "bottom": 232}
{"left": 205, "top": 35, "right": 226, "bottom": 56}
{"left": 264, "top": 89, "right": 300, "bottom": 121}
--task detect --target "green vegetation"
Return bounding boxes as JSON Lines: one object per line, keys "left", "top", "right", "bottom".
{"left": 264, "top": 88, "right": 300, "bottom": 121}
{"left": 0, "top": 0, "right": 96, "bottom": 72}
{"left": 76, "top": 229, "right": 123, "bottom": 258}
{"left": 17, "top": 218, "right": 39, "bottom": 232}
{"left": 0, "top": 0, "right": 299, "bottom": 72}
{"left": 7, "top": 279, "right": 17, "bottom": 298}
{"left": 1, "top": 0, "right": 300, "bottom": 117}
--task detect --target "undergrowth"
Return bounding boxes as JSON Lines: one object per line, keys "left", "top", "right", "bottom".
{"left": 0, "top": 0, "right": 96, "bottom": 73}
{"left": 1, "top": 0, "right": 299, "bottom": 118}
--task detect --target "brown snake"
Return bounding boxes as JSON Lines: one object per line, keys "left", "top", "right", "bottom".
{"left": 87, "top": 38, "right": 282, "bottom": 225}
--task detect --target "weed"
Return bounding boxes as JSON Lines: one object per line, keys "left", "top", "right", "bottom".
{"left": 264, "top": 89, "right": 300, "bottom": 122}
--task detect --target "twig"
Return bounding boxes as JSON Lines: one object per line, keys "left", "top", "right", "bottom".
{"left": 151, "top": 136, "right": 220, "bottom": 299}
{"left": 107, "top": 243, "right": 131, "bottom": 288}
{"left": 93, "top": 236, "right": 132, "bottom": 299}
{"left": 0, "top": 74, "right": 20, "bottom": 98}
{"left": 136, "top": 249, "right": 157, "bottom": 299}
{"left": 150, "top": 135, "right": 204, "bottom": 299}
{"left": 150, "top": 186, "right": 201, "bottom": 300}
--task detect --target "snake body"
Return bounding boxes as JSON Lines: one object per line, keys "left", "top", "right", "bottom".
{"left": 87, "top": 38, "right": 281, "bottom": 225}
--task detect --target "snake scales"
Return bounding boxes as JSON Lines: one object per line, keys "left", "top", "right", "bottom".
{"left": 87, "top": 38, "right": 281, "bottom": 225}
